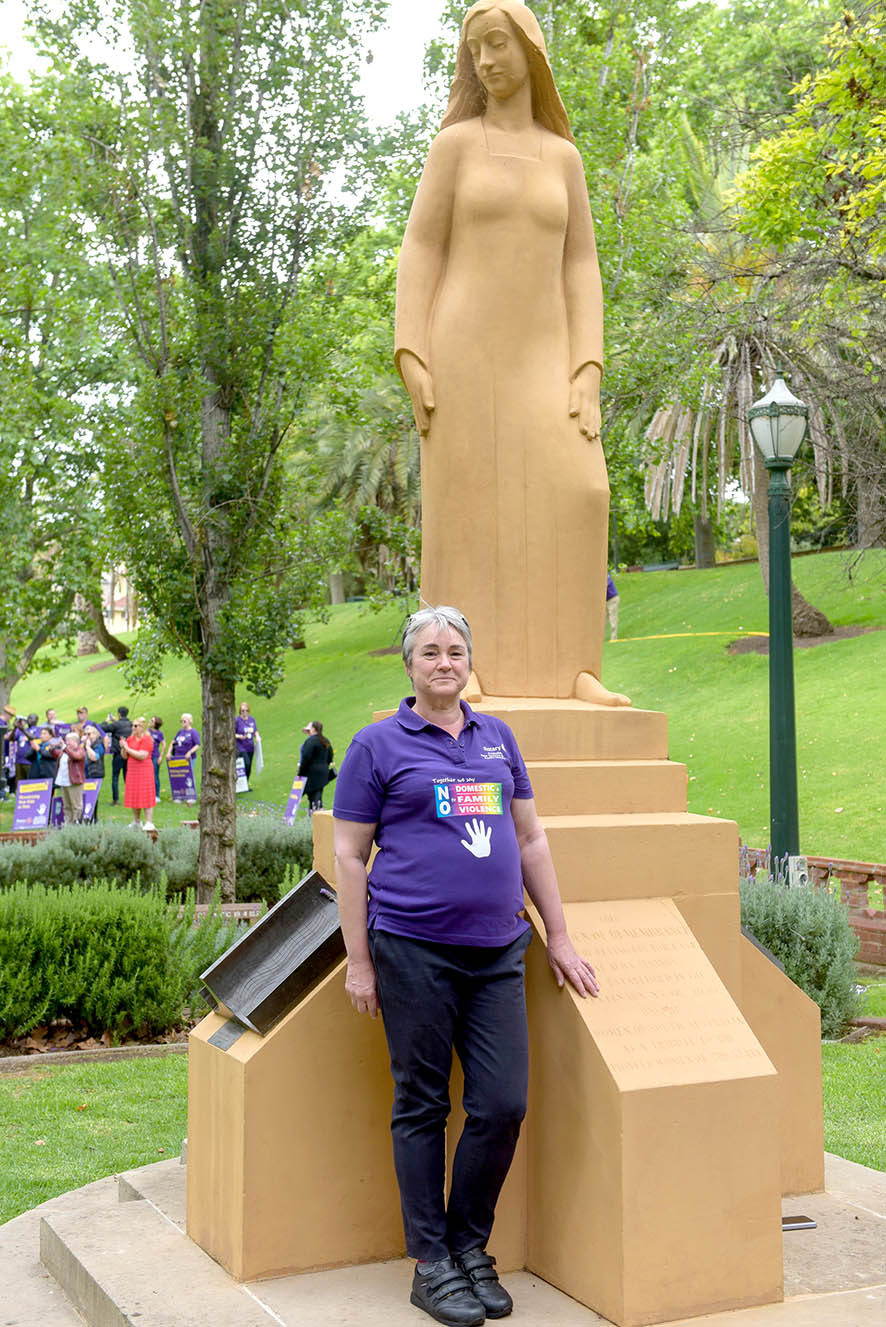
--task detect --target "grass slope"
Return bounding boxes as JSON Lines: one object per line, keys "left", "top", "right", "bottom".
{"left": 5, "top": 550, "right": 886, "bottom": 859}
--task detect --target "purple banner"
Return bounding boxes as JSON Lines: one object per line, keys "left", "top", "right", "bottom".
{"left": 51, "top": 778, "right": 102, "bottom": 827}
{"left": 236, "top": 756, "right": 249, "bottom": 794}
{"left": 12, "top": 778, "right": 54, "bottom": 830}
{"left": 54, "top": 723, "right": 72, "bottom": 738}
{"left": 283, "top": 775, "right": 307, "bottom": 825}
{"left": 167, "top": 756, "right": 197, "bottom": 803}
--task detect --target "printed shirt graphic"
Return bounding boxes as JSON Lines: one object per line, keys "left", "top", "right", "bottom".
{"left": 333, "top": 699, "right": 533, "bottom": 946}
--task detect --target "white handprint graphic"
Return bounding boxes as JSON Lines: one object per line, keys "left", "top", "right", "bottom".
{"left": 460, "top": 818, "right": 492, "bottom": 858}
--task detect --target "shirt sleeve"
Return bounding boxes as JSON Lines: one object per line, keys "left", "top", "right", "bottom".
{"left": 332, "top": 736, "right": 384, "bottom": 824}
{"left": 503, "top": 724, "right": 533, "bottom": 799}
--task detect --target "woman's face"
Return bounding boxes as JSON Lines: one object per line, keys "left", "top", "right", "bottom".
{"left": 466, "top": 9, "right": 529, "bottom": 102}
{"left": 406, "top": 624, "right": 471, "bottom": 703}
{"left": 239, "top": 703, "right": 249, "bottom": 717}
{"left": 132, "top": 720, "right": 146, "bottom": 737}
{"left": 181, "top": 716, "right": 191, "bottom": 729}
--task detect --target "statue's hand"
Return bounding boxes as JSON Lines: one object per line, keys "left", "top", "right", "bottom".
{"left": 568, "top": 361, "right": 602, "bottom": 442}
{"left": 399, "top": 351, "right": 436, "bottom": 438}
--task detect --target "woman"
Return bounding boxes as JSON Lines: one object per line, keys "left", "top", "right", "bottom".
{"left": 121, "top": 716, "right": 156, "bottom": 828}
{"left": 333, "top": 606, "right": 598, "bottom": 1326}
{"left": 298, "top": 720, "right": 333, "bottom": 812}
{"left": 170, "top": 713, "right": 200, "bottom": 804}
{"left": 396, "top": 2, "right": 627, "bottom": 706}
{"left": 12, "top": 718, "right": 34, "bottom": 787}
{"left": 54, "top": 729, "right": 87, "bottom": 824}
{"left": 82, "top": 724, "right": 106, "bottom": 823}
{"left": 148, "top": 716, "right": 166, "bottom": 797}
{"left": 35, "top": 726, "right": 62, "bottom": 780}
{"left": 235, "top": 701, "right": 259, "bottom": 789}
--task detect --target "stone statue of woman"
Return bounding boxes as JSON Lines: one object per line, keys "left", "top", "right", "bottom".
{"left": 396, "top": 1, "right": 629, "bottom": 705}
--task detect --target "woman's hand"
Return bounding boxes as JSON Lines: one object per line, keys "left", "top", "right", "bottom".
{"left": 345, "top": 957, "right": 379, "bottom": 1017}
{"left": 568, "top": 361, "right": 602, "bottom": 441}
{"left": 399, "top": 351, "right": 435, "bottom": 437}
{"left": 546, "top": 932, "right": 600, "bottom": 998}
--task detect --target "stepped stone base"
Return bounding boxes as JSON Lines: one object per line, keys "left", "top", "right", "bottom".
{"left": 22, "top": 1155, "right": 886, "bottom": 1327}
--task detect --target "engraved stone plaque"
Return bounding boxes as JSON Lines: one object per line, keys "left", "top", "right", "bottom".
{"left": 564, "top": 897, "right": 776, "bottom": 1090}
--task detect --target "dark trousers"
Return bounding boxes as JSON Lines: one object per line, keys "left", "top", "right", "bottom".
{"left": 111, "top": 753, "right": 126, "bottom": 802}
{"left": 369, "top": 927, "right": 531, "bottom": 1262}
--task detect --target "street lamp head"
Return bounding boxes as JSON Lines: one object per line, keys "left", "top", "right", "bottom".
{"left": 748, "top": 371, "right": 809, "bottom": 465}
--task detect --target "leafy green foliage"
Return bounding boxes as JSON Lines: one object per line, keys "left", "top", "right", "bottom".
{"left": 0, "top": 819, "right": 314, "bottom": 902}
{"left": 740, "top": 873, "right": 860, "bottom": 1036}
{"left": 0, "top": 881, "right": 236, "bottom": 1040}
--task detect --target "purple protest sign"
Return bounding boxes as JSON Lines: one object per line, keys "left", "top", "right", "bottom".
{"left": 167, "top": 756, "right": 197, "bottom": 803}
{"left": 54, "top": 723, "right": 72, "bottom": 738}
{"left": 50, "top": 779, "right": 102, "bottom": 827}
{"left": 12, "top": 778, "right": 54, "bottom": 830}
{"left": 283, "top": 775, "right": 307, "bottom": 825}
{"left": 236, "top": 756, "right": 249, "bottom": 794}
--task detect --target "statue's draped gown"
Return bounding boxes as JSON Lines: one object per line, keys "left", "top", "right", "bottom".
{"left": 396, "top": 117, "right": 609, "bottom": 698}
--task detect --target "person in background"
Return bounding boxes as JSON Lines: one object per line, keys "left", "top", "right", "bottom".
{"left": 105, "top": 705, "right": 133, "bottom": 805}
{"left": 170, "top": 713, "right": 201, "bottom": 805}
{"left": 148, "top": 717, "right": 166, "bottom": 797}
{"left": 606, "top": 571, "right": 619, "bottom": 642}
{"left": 235, "top": 701, "right": 259, "bottom": 790}
{"left": 298, "top": 720, "right": 334, "bottom": 812}
{"left": 121, "top": 716, "right": 156, "bottom": 829}
{"left": 83, "top": 724, "right": 106, "bottom": 822}
{"left": 76, "top": 706, "right": 105, "bottom": 739}
{"left": 25, "top": 714, "right": 41, "bottom": 774}
{"left": 35, "top": 727, "right": 62, "bottom": 779}
{"left": 13, "top": 718, "right": 34, "bottom": 787}
{"left": 55, "top": 729, "right": 87, "bottom": 823}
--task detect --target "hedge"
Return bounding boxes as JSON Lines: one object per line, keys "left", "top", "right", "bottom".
{"left": 0, "top": 815, "right": 314, "bottom": 903}
{"left": 740, "top": 872, "right": 860, "bottom": 1038}
{"left": 0, "top": 882, "right": 237, "bottom": 1041}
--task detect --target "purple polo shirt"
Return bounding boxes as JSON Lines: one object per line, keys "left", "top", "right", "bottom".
{"left": 334, "top": 698, "right": 533, "bottom": 947}
{"left": 235, "top": 716, "right": 257, "bottom": 754}
{"left": 171, "top": 727, "right": 200, "bottom": 758}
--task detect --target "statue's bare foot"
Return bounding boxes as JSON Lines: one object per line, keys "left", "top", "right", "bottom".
{"left": 574, "top": 671, "right": 631, "bottom": 707}
{"left": 464, "top": 670, "right": 483, "bottom": 702}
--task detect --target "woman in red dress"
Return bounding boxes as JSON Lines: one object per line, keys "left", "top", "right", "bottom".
{"left": 122, "top": 716, "right": 157, "bottom": 829}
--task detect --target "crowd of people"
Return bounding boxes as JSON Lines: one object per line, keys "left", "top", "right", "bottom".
{"left": 0, "top": 697, "right": 337, "bottom": 826}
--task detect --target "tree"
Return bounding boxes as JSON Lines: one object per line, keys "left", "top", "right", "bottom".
{"left": 0, "top": 73, "right": 118, "bottom": 708}
{"left": 35, "top": 0, "right": 384, "bottom": 898}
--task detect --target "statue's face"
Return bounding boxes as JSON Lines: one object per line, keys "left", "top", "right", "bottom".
{"left": 466, "top": 9, "right": 529, "bottom": 102}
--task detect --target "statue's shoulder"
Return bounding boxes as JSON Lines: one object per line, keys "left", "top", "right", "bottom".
{"left": 541, "top": 127, "right": 583, "bottom": 166}
{"left": 430, "top": 118, "right": 481, "bottom": 154}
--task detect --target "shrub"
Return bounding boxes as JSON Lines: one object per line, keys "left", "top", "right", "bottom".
{"left": 0, "top": 881, "right": 236, "bottom": 1041}
{"left": 740, "top": 873, "right": 860, "bottom": 1038}
{"left": 0, "top": 818, "right": 314, "bottom": 901}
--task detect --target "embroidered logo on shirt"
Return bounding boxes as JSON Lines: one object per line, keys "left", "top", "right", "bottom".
{"left": 480, "top": 743, "right": 507, "bottom": 760}
{"left": 434, "top": 782, "right": 503, "bottom": 817}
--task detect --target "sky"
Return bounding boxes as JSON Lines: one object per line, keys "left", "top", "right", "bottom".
{"left": 0, "top": 0, "right": 450, "bottom": 126}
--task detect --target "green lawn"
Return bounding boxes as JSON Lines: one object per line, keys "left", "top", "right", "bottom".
{"left": 821, "top": 1039, "right": 886, "bottom": 1171}
{"left": 0, "top": 1054, "right": 188, "bottom": 1224}
{"left": 5, "top": 548, "right": 886, "bottom": 859}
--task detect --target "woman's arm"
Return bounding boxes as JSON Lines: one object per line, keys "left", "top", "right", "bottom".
{"left": 394, "top": 127, "right": 461, "bottom": 435}
{"left": 333, "top": 817, "right": 379, "bottom": 1017}
{"left": 562, "top": 144, "right": 604, "bottom": 439}
{"left": 511, "top": 796, "right": 599, "bottom": 997}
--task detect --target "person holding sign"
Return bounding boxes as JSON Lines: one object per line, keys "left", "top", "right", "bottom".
{"left": 121, "top": 717, "right": 156, "bottom": 829}
{"left": 170, "top": 713, "right": 200, "bottom": 804}
{"left": 333, "top": 606, "right": 597, "bottom": 1326}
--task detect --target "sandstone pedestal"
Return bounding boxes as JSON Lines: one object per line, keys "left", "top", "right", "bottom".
{"left": 187, "top": 698, "right": 824, "bottom": 1325}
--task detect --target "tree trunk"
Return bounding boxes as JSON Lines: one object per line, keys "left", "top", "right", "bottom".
{"left": 693, "top": 511, "right": 716, "bottom": 568}
{"left": 83, "top": 592, "right": 130, "bottom": 661}
{"left": 752, "top": 449, "right": 833, "bottom": 635}
{"left": 856, "top": 472, "right": 886, "bottom": 549}
{"left": 75, "top": 594, "right": 100, "bottom": 655}
{"left": 329, "top": 571, "right": 345, "bottom": 604}
{"left": 196, "top": 665, "right": 237, "bottom": 903}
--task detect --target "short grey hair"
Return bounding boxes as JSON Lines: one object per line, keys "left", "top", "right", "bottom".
{"left": 402, "top": 605, "right": 472, "bottom": 668}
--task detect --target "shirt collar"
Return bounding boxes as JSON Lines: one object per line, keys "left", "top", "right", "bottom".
{"left": 397, "top": 696, "right": 479, "bottom": 731}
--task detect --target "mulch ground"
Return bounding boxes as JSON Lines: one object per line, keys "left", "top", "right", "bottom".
{"left": 727, "top": 625, "right": 882, "bottom": 656}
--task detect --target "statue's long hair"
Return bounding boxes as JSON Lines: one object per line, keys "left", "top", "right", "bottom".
{"left": 440, "top": 1, "right": 574, "bottom": 144}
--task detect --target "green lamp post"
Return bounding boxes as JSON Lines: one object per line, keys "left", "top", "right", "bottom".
{"left": 748, "top": 371, "right": 809, "bottom": 868}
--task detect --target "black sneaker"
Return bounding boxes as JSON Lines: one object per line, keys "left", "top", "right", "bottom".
{"left": 454, "top": 1249, "right": 513, "bottom": 1319}
{"left": 410, "top": 1257, "right": 485, "bottom": 1326}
